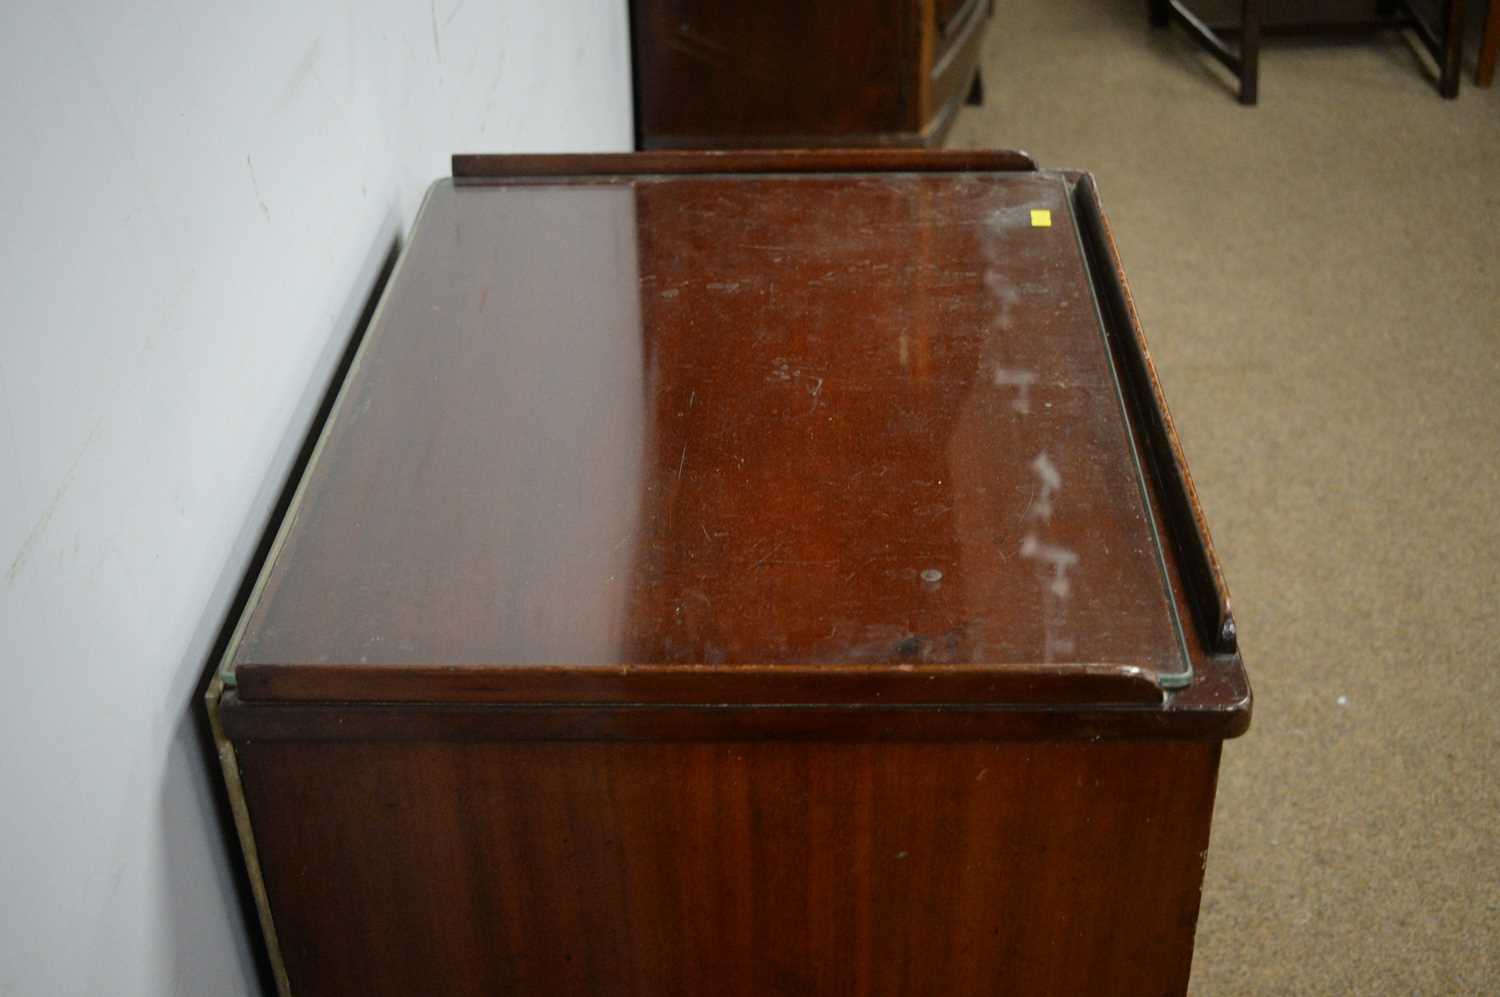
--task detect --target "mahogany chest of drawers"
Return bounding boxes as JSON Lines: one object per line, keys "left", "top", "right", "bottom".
{"left": 210, "top": 149, "right": 1251, "bottom": 997}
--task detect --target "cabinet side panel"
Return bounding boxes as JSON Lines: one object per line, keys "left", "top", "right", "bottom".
{"left": 237, "top": 737, "right": 1219, "bottom": 997}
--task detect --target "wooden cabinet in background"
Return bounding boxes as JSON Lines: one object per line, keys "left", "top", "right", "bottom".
{"left": 630, "top": 0, "right": 991, "bottom": 148}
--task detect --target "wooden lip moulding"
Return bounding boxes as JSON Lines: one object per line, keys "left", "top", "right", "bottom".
{"left": 208, "top": 149, "right": 1251, "bottom": 997}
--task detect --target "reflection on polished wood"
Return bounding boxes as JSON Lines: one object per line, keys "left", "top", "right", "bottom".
{"left": 214, "top": 150, "right": 1251, "bottom": 997}
{"left": 236, "top": 171, "right": 1188, "bottom": 706}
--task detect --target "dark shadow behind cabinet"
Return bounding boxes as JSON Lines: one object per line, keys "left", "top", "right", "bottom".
{"left": 630, "top": 0, "right": 991, "bottom": 148}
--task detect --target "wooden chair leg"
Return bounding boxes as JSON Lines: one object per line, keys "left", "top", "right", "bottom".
{"left": 1437, "top": 0, "right": 1463, "bottom": 97}
{"left": 1239, "top": 0, "right": 1261, "bottom": 104}
{"left": 1479, "top": 0, "right": 1500, "bottom": 86}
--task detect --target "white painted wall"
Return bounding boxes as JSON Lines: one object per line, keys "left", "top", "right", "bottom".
{"left": 0, "top": 2, "right": 631, "bottom": 994}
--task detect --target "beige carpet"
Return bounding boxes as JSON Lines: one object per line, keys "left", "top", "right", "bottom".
{"left": 951, "top": 1, "right": 1500, "bottom": 992}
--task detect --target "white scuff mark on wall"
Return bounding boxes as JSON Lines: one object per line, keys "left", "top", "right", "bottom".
{"left": 5, "top": 417, "right": 103, "bottom": 584}
{"left": 245, "top": 156, "right": 271, "bottom": 220}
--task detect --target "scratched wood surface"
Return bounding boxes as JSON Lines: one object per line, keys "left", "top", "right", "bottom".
{"left": 231, "top": 171, "right": 1191, "bottom": 706}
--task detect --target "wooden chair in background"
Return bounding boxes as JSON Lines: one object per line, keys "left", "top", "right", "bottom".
{"left": 1150, "top": 0, "right": 1465, "bottom": 104}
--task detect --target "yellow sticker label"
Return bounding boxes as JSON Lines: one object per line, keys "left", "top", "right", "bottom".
{"left": 1031, "top": 209, "right": 1052, "bottom": 228}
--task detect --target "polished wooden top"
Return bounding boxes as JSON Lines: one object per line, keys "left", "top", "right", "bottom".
{"left": 230, "top": 159, "right": 1215, "bottom": 708}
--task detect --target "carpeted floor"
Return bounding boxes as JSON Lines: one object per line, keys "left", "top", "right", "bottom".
{"left": 950, "top": 1, "right": 1500, "bottom": 992}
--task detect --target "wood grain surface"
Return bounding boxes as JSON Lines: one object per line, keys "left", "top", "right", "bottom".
{"left": 213, "top": 153, "right": 1250, "bottom": 997}
{"left": 232, "top": 170, "right": 1200, "bottom": 707}
{"left": 629, "top": 0, "right": 988, "bottom": 148}
{"left": 239, "top": 737, "right": 1222, "bottom": 997}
